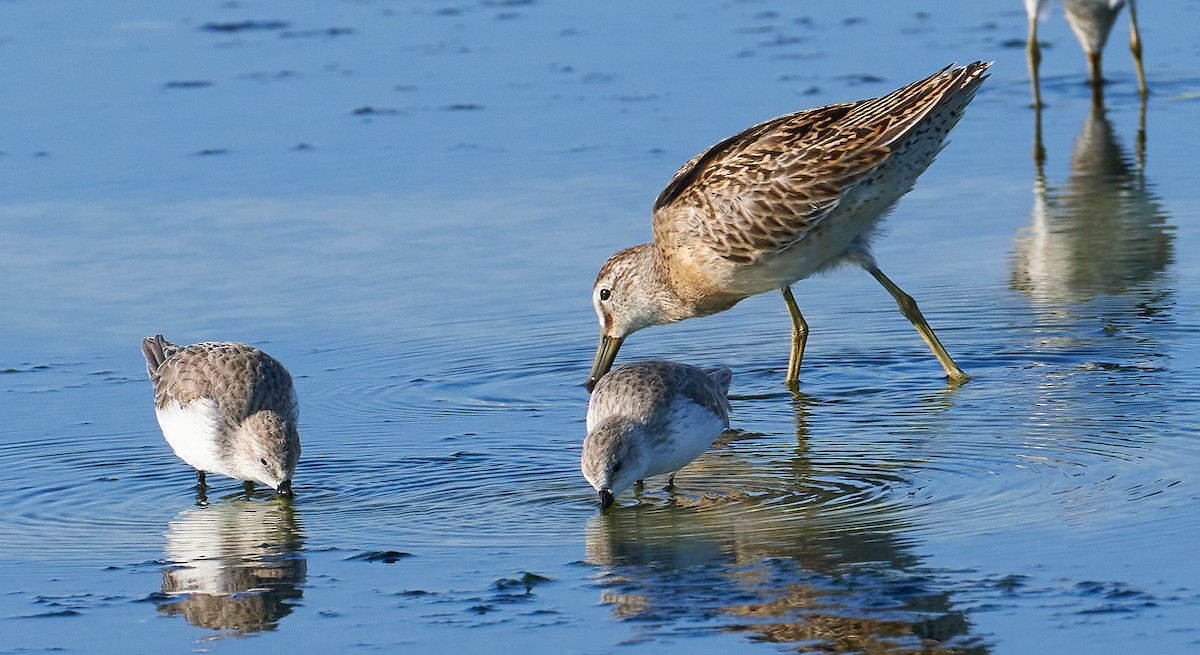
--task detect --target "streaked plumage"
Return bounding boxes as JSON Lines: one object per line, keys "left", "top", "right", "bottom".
{"left": 142, "top": 335, "right": 300, "bottom": 496}
{"left": 587, "top": 63, "right": 989, "bottom": 391}
{"left": 582, "top": 360, "right": 732, "bottom": 508}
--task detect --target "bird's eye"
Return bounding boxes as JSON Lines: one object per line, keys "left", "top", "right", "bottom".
{"left": 599, "top": 288, "right": 611, "bottom": 301}
{"left": 260, "top": 458, "right": 268, "bottom": 466}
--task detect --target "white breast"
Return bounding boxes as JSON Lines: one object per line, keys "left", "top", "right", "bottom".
{"left": 155, "top": 398, "right": 227, "bottom": 476}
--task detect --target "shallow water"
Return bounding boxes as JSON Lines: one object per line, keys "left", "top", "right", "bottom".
{"left": 3, "top": 1, "right": 1200, "bottom": 653}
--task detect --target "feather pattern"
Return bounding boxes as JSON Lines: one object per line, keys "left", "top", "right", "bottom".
{"left": 652, "top": 62, "right": 990, "bottom": 273}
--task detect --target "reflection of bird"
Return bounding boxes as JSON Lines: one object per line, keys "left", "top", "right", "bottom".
{"left": 1013, "top": 98, "right": 1169, "bottom": 304}
{"left": 142, "top": 335, "right": 300, "bottom": 496}
{"left": 582, "top": 361, "right": 731, "bottom": 508}
{"left": 587, "top": 63, "right": 990, "bottom": 391}
{"left": 585, "top": 503, "right": 982, "bottom": 652}
{"left": 1025, "top": 0, "right": 1146, "bottom": 106}
{"left": 157, "top": 500, "right": 305, "bottom": 634}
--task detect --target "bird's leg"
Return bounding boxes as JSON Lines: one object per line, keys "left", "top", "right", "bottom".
{"left": 243, "top": 480, "right": 255, "bottom": 495}
{"left": 634, "top": 480, "right": 644, "bottom": 495}
{"left": 865, "top": 265, "right": 970, "bottom": 383}
{"left": 1033, "top": 95, "right": 1046, "bottom": 168}
{"left": 780, "top": 286, "right": 809, "bottom": 388}
{"left": 1026, "top": 11, "right": 1044, "bottom": 109}
{"left": 1135, "top": 90, "right": 1147, "bottom": 176}
{"left": 194, "top": 470, "right": 208, "bottom": 505}
{"left": 1087, "top": 51, "right": 1103, "bottom": 88}
{"left": 666, "top": 474, "right": 676, "bottom": 490}
{"left": 1128, "top": 0, "right": 1147, "bottom": 96}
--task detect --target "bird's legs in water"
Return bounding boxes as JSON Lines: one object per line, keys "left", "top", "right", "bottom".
{"left": 1128, "top": 0, "right": 1147, "bottom": 96}
{"left": 1027, "top": 10, "right": 1044, "bottom": 109}
{"left": 866, "top": 265, "right": 971, "bottom": 384}
{"left": 781, "top": 286, "right": 810, "bottom": 389}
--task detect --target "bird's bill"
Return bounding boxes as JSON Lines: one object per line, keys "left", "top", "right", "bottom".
{"left": 276, "top": 480, "right": 295, "bottom": 498}
{"left": 585, "top": 333, "right": 624, "bottom": 392}
{"left": 599, "top": 488, "right": 615, "bottom": 509}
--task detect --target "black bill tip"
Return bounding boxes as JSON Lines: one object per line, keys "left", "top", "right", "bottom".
{"left": 599, "top": 489, "right": 615, "bottom": 509}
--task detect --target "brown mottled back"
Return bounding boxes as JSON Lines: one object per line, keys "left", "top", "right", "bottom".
{"left": 652, "top": 62, "right": 991, "bottom": 266}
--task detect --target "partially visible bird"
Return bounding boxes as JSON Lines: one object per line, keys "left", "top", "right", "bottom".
{"left": 582, "top": 360, "right": 732, "bottom": 509}
{"left": 1025, "top": 0, "right": 1146, "bottom": 105}
{"left": 142, "top": 335, "right": 300, "bottom": 497}
{"left": 587, "top": 63, "right": 990, "bottom": 391}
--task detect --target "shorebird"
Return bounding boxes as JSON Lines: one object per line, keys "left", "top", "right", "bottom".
{"left": 1025, "top": 0, "right": 1146, "bottom": 105}
{"left": 142, "top": 335, "right": 300, "bottom": 496}
{"left": 586, "top": 62, "right": 990, "bottom": 391}
{"left": 582, "top": 360, "right": 732, "bottom": 508}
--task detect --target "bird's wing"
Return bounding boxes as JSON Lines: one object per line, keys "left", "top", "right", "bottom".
{"left": 678, "top": 367, "right": 732, "bottom": 427}
{"left": 652, "top": 62, "right": 989, "bottom": 264}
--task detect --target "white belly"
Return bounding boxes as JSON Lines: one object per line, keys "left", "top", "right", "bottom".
{"left": 155, "top": 399, "right": 227, "bottom": 476}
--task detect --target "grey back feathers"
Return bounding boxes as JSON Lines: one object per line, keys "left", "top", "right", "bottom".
{"left": 589, "top": 360, "right": 732, "bottom": 429}
{"left": 141, "top": 335, "right": 298, "bottom": 426}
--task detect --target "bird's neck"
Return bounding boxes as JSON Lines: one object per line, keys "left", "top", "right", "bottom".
{"left": 649, "top": 243, "right": 743, "bottom": 318}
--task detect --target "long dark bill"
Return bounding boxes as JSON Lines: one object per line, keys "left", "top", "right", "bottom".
{"left": 585, "top": 332, "right": 624, "bottom": 392}
{"left": 599, "top": 489, "right": 615, "bottom": 509}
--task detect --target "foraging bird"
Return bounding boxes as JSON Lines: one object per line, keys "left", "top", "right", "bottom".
{"left": 582, "top": 360, "right": 732, "bottom": 509}
{"left": 142, "top": 335, "right": 300, "bottom": 496}
{"left": 587, "top": 63, "right": 990, "bottom": 391}
{"left": 1025, "top": 0, "right": 1146, "bottom": 103}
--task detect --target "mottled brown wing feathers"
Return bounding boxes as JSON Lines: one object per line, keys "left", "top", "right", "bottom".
{"left": 652, "top": 62, "right": 990, "bottom": 264}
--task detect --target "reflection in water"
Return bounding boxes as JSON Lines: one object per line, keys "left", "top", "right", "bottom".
{"left": 156, "top": 500, "right": 306, "bottom": 634}
{"left": 585, "top": 401, "right": 988, "bottom": 654}
{"left": 1014, "top": 95, "right": 1170, "bottom": 309}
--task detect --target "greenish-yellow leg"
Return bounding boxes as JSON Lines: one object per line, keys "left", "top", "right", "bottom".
{"left": 1026, "top": 13, "right": 1043, "bottom": 110}
{"left": 1128, "top": 0, "right": 1147, "bottom": 96}
{"left": 1027, "top": 13, "right": 1046, "bottom": 164}
{"left": 780, "top": 286, "right": 809, "bottom": 386}
{"left": 866, "top": 266, "right": 970, "bottom": 383}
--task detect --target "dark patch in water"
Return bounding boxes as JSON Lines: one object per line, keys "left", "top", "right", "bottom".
{"left": 834, "top": 73, "right": 886, "bottom": 85}
{"left": 353, "top": 106, "right": 403, "bottom": 116}
{"left": 282, "top": 27, "right": 355, "bottom": 39}
{"left": 23, "top": 609, "right": 82, "bottom": 618}
{"left": 164, "top": 80, "right": 213, "bottom": 89}
{"left": 138, "top": 591, "right": 173, "bottom": 603}
{"left": 347, "top": 550, "right": 413, "bottom": 563}
{"left": 493, "top": 572, "right": 552, "bottom": 593}
{"left": 201, "top": 21, "right": 289, "bottom": 33}
{"left": 991, "top": 574, "right": 1030, "bottom": 592}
